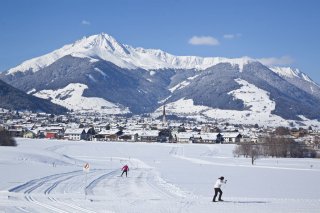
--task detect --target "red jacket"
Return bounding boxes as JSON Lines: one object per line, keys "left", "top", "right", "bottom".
{"left": 122, "top": 165, "right": 129, "bottom": 171}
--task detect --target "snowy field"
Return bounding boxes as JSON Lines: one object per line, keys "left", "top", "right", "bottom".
{"left": 0, "top": 139, "right": 319, "bottom": 213}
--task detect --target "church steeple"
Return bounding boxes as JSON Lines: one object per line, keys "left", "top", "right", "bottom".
{"left": 162, "top": 105, "right": 166, "bottom": 126}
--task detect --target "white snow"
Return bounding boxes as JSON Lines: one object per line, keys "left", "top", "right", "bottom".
{"left": 26, "top": 88, "right": 36, "bottom": 94}
{"left": 87, "top": 74, "right": 97, "bottom": 82}
{"left": 6, "top": 33, "right": 252, "bottom": 75}
{"left": 33, "top": 83, "right": 130, "bottom": 114}
{"left": 169, "top": 75, "right": 200, "bottom": 93}
{"left": 153, "top": 79, "right": 301, "bottom": 127}
{"left": 270, "top": 67, "right": 300, "bottom": 79}
{"left": 270, "top": 66, "right": 318, "bottom": 86}
{"left": 169, "top": 80, "right": 190, "bottom": 92}
{"left": 229, "top": 78, "right": 275, "bottom": 113}
{"left": 149, "top": 70, "right": 156, "bottom": 76}
{"left": 0, "top": 138, "right": 319, "bottom": 213}
{"left": 94, "top": 68, "right": 107, "bottom": 77}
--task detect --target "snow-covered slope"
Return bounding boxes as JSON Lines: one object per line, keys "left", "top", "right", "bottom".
{"left": 1, "top": 139, "right": 319, "bottom": 212}
{"left": 34, "top": 83, "right": 130, "bottom": 114}
{"left": 6, "top": 33, "right": 252, "bottom": 74}
{"left": 154, "top": 79, "right": 319, "bottom": 127}
{"left": 270, "top": 67, "right": 314, "bottom": 83}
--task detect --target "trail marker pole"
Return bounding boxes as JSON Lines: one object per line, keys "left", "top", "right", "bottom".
{"left": 83, "top": 163, "right": 90, "bottom": 200}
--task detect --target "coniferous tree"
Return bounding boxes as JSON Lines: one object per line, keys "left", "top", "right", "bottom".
{"left": 0, "top": 128, "right": 17, "bottom": 146}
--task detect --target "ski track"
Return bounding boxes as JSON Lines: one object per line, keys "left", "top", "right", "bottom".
{"left": 5, "top": 165, "right": 320, "bottom": 212}
{"left": 7, "top": 169, "right": 105, "bottom": 213}
{"left": 5, "top": 166, "right": 182, "bottom": 213}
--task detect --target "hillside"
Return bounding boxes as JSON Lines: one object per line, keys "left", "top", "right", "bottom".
{"left": 0, "top": 79, "right": 67, "bottom": 114}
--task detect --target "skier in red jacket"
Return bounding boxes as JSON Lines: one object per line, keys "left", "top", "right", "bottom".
{"left": 121, "top": 164, "right": 129, "bottom": 177}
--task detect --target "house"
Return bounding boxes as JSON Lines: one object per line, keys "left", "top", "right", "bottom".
{"left": 139, "top": 130, "right": 159, "bottom": 142}
{"left": 6, "top": 125, "right": 24, "bottom": 137}
{"left": 201, "top": 125, "right": 220, "bottom": 133}
{"left": 221, "top": 132, "right": 242, "bottom": 143}
{"left": 45, "top": 132, "right": 58, "bottom": 139}
{"left": 175, "top": 132, "right": 194, "bottom": 143}
{"left": 200, "top": 133, "right": 220, "bottom": 143}
{"left": 84, "top": 127, "right": 96, "bottom": 141}
{"left": 191, "top": 134, "right": 203, "bottom": 143}
{"left": 64, "top": 128, "right": 86, "bottom": 141}
{"left": 93, "top": 129, "right": 121, "bottom": 141}
{"left": 191, "top": 133, "right": 223, "bottom": 143}
{"left": 290, "top": 128, "right": 308, "bottom": 138}
{"left": 33, "top": 126, "right": 64, "bottom": 139}
{"left": 119, "top": 131, "right": 138, "bottom": 142}
{"left": 23, "top": 130, "right": 36, "bottom": 138}
{"left": 240, "top": 136, "right": 251, "bottom": 143}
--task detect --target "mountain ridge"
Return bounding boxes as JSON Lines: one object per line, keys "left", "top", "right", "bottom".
{"left": 1, "top": 33, "right": 320, "bottom": 126}
{"left": 1, "top": 33, "right": 265, "bottom": 74}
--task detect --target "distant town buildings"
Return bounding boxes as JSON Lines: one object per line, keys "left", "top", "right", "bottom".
{"left": 0, "top": 108, "right": 319, "bottom": 152}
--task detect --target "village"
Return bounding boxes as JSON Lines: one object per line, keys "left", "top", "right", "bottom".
{"left": 0, "top": 107, "right": 320, "bottom": 153}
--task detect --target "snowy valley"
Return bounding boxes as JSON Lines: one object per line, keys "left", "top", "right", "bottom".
{"left": 0, "top": 139, "right": 319, "bottom": 213}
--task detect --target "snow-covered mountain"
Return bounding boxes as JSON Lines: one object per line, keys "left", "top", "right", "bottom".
{"left": 1, "top": 33, "right": 320, "bottom": 126}
{"left": 270, "top": 66, "right": 320, "bottom": 99}
{"left": 6, "top": 33, "right": 252, "bottom": 74}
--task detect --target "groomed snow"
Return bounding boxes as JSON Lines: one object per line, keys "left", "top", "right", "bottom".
{"left": 34, "top": 83, "right": 130, "bottom": 114}
{"left": 0, "top": 139, "right": 319, "bottom": 213}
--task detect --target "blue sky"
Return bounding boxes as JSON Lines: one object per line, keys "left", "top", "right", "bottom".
{"left": 1, "top": 0, "right": 320, "bottom": 83}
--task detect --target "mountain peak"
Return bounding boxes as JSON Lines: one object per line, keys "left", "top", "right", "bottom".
{"left": 74, "top": 33, "right": 130, "bottom": 55}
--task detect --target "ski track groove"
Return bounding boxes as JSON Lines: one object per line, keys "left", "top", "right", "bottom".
{"left": 50, "top": 197, "right": 97, "bottom": 213}
{"left": 85, "top": 169, "right": 118, "bottom": 195}
{"left": 44, "top": 174, "right": 79, "bottom": 194}
{"left": 9, "top": 170, "right": 82, "bottom": 193}
{"left": 9, "top": 169, "right": 103, "bottom": 213}
{"left": 25, "top": 195, "right": 69, "bottom": 213}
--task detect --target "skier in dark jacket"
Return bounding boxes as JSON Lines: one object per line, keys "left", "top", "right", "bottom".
{"left": 121, "top": 164, "right": 129, "bottom": 177}
{"left": 213, "top": 176, "right": 227, "bottom": 202}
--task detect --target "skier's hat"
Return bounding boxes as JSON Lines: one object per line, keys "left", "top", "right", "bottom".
{"left": 219, "top": 176, "right": 224, "bottom": 180}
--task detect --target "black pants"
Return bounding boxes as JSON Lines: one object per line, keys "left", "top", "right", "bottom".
{"left": 121, "top": 170, "right": 128, "bottom": 177}
{"left": 213, "top": 188, "right": 223, "bottom": 201}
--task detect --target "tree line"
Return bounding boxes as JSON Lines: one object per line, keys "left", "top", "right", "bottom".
{"left": 233, "top": 134, "right": 318, "bottom": 165}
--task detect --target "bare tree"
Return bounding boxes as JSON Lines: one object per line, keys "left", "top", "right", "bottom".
{"left": 274, "top": 126, "right": 290, "bottom": 136}
{"left": 261, "top": 135, "right": 293, "bottom": 157}
{"left": 233, "top": 143, "right": 262, "bottom": 165}
{"left": 250, "top": 144, "right": 262, "bottom": 165}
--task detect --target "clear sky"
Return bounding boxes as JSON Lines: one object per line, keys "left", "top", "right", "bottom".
{"left": 1, "top": 0, "right": 320, "bottom": 83}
